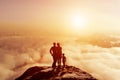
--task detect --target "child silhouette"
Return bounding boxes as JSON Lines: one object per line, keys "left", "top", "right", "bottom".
{"left": 62, "top": 53, "right": 66, "bottom": 68}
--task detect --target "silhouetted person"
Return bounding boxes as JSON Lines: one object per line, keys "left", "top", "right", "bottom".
{"left": 56, "top": 43, "right": 62, "bottom": 68}
{"left": 50, "top": 42, "right": 57, "bottom": 68}
{"left": 62, "top": 53, "right": 66, "bottom": 68}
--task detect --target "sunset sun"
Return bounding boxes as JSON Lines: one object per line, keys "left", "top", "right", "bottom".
{"left": 69, "top": 14, "right": 87, "bottom": 32}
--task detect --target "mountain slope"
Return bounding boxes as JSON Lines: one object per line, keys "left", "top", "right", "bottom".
{"left": 15, "top": 65, "right": 97, "bottom": 80}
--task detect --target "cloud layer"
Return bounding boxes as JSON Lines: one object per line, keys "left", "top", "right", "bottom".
{"left": 0, "top": 36, "right": 120, "bottom": 80}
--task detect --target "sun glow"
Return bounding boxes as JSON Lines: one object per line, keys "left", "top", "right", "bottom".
{"left": 71, "top": 15, "right": 86, "bottom": 30}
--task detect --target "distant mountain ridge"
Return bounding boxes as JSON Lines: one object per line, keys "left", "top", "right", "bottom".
{"left": 15, "top": 65, "right": 97, "bottom": 80}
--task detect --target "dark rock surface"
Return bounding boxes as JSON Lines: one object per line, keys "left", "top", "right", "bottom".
{"left": 15, "top": 65, "right": 97, "bottom": 80}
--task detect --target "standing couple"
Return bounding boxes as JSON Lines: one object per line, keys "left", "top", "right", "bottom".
{"left": 50, "top": 42, "right": 66, "bottom": 68}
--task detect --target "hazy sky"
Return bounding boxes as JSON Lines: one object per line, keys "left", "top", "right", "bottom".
{"left": 0, "top": 0, "right": 120, "bottom": 35}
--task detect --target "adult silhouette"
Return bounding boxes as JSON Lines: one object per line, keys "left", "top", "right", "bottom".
{"left": 56, "top": 43, "right": 62, "bottom": 67}
{"left": 50, "top": 42, "right": 57, "bottom": 68}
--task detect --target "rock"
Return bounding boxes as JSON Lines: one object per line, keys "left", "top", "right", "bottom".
{"left": 15, "top": 65, "right": 97, "bottom": 80}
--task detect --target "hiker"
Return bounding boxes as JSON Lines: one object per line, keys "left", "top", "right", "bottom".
{"left": 50, "top": 42, "right": 57, "bottom": 68}
{"left": 62, "top": 53, "right": 66, "bottom": 68}
{"left": 56, "top": 43, "right": 62, "bottom": 67}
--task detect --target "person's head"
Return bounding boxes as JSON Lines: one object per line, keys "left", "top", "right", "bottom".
{"left": 53, "top": 42, "right": 56, "bottom": 46}
{"left": 57, "top": 43, "right": 60, "bottom": 46}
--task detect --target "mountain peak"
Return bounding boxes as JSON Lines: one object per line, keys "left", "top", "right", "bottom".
{"left": 15, "top": 65, "right": 97, "bottom": 80}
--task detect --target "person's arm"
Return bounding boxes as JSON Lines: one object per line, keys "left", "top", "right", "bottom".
{"left": 50, "top": 47, "right": 53, "bottom": 55}
{"left": 61, "top": 47, "right": 62, "bottom": 54}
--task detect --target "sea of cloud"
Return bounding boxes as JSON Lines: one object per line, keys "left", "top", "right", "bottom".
{"left": 0, "top": 36, "right": 120, "bottom": 80}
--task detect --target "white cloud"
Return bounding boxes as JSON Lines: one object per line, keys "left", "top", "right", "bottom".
{"left": 0, "top": 36, "right": 120, "bottom": 80}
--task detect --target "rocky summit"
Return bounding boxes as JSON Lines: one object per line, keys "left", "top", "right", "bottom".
{"left": 15, "top": 65, "right": 97, "bottom": 80}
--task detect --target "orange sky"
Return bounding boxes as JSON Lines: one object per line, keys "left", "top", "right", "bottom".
{"left": 0, "top": 0, "right": 120, "bottom": 36}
